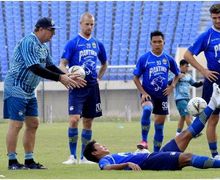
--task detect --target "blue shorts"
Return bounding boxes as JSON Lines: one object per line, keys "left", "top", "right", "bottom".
{"left": 68, "top": 83, "right": 102, "bottom": 118}
{"left": 4, "top": 97, "right": 38, "bottom": 121}
{"left": 202, "top": 79, "right": 220, "bottom": 115}
{"left": 140, "top": 152, "right": 181, "bottom": 170}
{"left": 151, "top": 96, "right": 168, "bottom": 115}
{"left": 176, "top": 99, "right": 190, "bottom": 117}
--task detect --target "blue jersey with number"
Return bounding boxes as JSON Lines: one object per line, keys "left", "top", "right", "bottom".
{"left": 4, "top": 33, "right": 53, "bottom": 100}
{"left": 99, "top": 152, "right": 149, "bottom": 170}
{"left": 188, "top": 26, "right": 220, "bottom": 72}
{"left": 133, "top": 51, "right": 180, "bottom": 98}
{"left": 61, "top": 34, "right": 107, "bottom": 85}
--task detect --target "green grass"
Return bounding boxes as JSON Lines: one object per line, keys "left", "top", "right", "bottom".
{"left": 0, "top": 120, "right": 220, "bottom": 179}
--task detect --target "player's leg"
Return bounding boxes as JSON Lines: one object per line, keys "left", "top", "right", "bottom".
{"left": 161, "top": 83, "right": 220, "bottom": 152}
{"left": 176, "top": 116, "right": 184, "bottom": 136}
{"left": 137, "top": 101, "right": 153, "bottom": 150}
{"left": 206, "top": 114, "right": 219, "bottom": 158}
{"left": 4, "top": 97, "right": 28, "bottom": 170}
{"left": 175, "top": 100, "right": 187, "bottom": 136}
{"left": 154, "top": 115, "right": 166, "bottom": 152}
{"left": 179, "top": 153, "right": 220, "bottom": 169}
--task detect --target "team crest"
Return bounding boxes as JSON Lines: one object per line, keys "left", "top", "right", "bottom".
{"left": 92, "top": 42, "right": 96, "bottom": 48}
{"left": 162, "top": 58, "right": 167, "bottom": 64}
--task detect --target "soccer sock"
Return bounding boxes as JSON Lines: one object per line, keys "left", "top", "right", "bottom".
{"left": 176, "top": 128, "right": 182, "bottom": 133}
{"left": 68, "top": 128, "right": 78, "bottom": 158}
{"left": 187, "top": 106, "right": 213, "bottom": 137}
{"left": 209, "top": 142, "right": 218, "bottom": 157}
{"left": 141, "top": 105, "right": 152, "bottom": 142}
{"left": 191, "top": 155, "right": 220, "bottom": 168}
{"left": 24, "top": 152, "right": 33, "bottom": 160}
{"left": 81, "top": 129, "right": 92, "bottom": 159}
{"left": 8, "top": 152, "right": 17, "bottom": 160}
{"left": 160, "top": 139, "right": 181, "bottom": 152}
{"left": 154, "top": 123, "right": 164, "bottom": 152}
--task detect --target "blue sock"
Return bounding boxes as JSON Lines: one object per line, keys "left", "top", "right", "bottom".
{"left": 187, "top": 106, "right": 213, "bottom": 137}
{"left": 8, "top": 152, "right": 17, "bottom": 160}
{"left": 81, "top": 129, "right": 92, "bottom": 159}
{"left": 154, "top": 123, "right": 164, "bottom": 152}
{"left": 141, "top": 105, "right": 152, "bottom": 142}
{"left": 68, "top": 128, "right": 78, "bottom": 158}
{"left": 160, "top": 139, "right": 181, "bottom": 152}
{"left": 209, "top": 142, "right": 218, "bottom": 157}
{"left": 191, "top": 155, "right": 220, "bottom": 168}
{"left": 24, "top": 152, "right": 33, "bottom": 160}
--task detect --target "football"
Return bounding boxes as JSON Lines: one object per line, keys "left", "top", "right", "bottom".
{"left": 187, "top": 97, "right": 207, "bottom": 117}
{"left": 68, "top": 65, "right": 86, "bottom": 79}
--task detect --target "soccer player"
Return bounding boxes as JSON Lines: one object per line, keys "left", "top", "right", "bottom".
{"left": 59, "top": 12, "right": 107, "bottom": 164}
{"left": 83, "top": 83, "right": 220, "bottom": 171}
{"left": 173, "top": 59, "right": 203, "bottom": 136}
{"left": 133, "top": 30, "right": 181, "bottom": 152}
{"left": 3, "top": 17, "right": 86, "bottom": 170}
{"left": 184, "top": 3, "right": 220, "bottom": 158}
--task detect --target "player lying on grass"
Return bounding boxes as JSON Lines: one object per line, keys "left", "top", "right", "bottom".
{"left": 83, "top": 83, "right": 220, "bottom": 170}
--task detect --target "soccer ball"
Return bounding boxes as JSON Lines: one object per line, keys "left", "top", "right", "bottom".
{"left": 187, "top": 97, "right": 207, "bottom": 117}
{"left": 68, "top": 65, "right": 86, "bottom": 79}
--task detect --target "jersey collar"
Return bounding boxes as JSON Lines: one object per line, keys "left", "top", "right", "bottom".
{"left": 212, "top": 25, "right": 220, "bottom": 33}
{"left": 150, "top": 50, "right": 164, "bottom": 57}
{"left": 79, "top": 33, "right": 92, "bottom": 41}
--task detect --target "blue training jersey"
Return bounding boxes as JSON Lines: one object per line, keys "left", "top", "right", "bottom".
{"left": 174, "top": 73, "right": 195, "bottom": 101}
{"left": 61, "top": 34, "right": 107, "bottom": 85}
{"left": 4, "top": 33, "right": 53, "bottom": 100}
{"left": 188, "top": 26, "right": 220, "bottom": 72}
{"left": 99, "top": 152, "right": 149, "bottom": 170}
{"left": 133, "top": 51, "right": 180, "bottom": 98}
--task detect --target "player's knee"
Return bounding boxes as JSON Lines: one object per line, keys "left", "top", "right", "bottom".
{"left": 28, "top": 120, "right": 39, "bottom": 130}
{"left": 142, "top": 105, "right": 153, "bottom": 118}
{"left": 179, "top": 153, "right": 193, "bottom": 167}
{"left": 69, "top": 116, "right": 80, "bottom": 127}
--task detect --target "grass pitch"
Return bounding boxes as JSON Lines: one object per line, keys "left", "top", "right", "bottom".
{"left": 0, "top": 119, "right": 220, "bottom": 179}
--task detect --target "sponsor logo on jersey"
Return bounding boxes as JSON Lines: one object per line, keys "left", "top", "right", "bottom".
{"left": 162, "top": 58, "right": 167, "bottom": 64}
{"left": 92, "top": 42, "right": 96, "bottom": 48}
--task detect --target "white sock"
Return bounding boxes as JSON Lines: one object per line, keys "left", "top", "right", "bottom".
{"left": 208, "top": 98, "right": 217, "bottom": 111}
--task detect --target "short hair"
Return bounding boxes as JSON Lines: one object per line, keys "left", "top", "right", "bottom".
{"left": 209, "top": 4, "right": 220, "bottom": 14}
{"left": 150, "top": 30, "right": 164, "bottom": 40}
{"left": 80, "top": 12, "right": 94, "bottom": 23}
{"left": 179, "top": 59, "right": 189, "bottom": 66}
{"left": 83, "top": 140, "right": 99, "bottom": 163}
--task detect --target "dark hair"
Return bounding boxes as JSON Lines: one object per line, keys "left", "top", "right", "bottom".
{"left": 83, "top": 140, "right": 99, "bottom": 163}
{"left": 210, "top": 4, "right": 220, "bottom": 14}
{"left": 150, "top": 30, "right": 164, "bottom": 40}
{"left": 179, "top": 59, "right": 189, "bottom": 66}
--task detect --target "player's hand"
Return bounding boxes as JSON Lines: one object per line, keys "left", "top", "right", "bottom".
{"left": 68, "top": 73, "right": 87, "bottom": 88}
{"left": 201, "top": 69, "right": 219, "bottom": 82}
{"left": 127, "top": 162, "right": 142, "bottom": 171}
{"left": 141, "top": 93, "right": 151, "bottom": 103}
{"left": 163, "top": 85, "right": 174, "bottom": 96}
{"left": 59, "top": 74, "right": 84, "bottom": 89}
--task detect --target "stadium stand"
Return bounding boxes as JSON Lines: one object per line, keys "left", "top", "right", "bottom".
{"left": 0, "top": 1, "right": 212, "bottom": 80}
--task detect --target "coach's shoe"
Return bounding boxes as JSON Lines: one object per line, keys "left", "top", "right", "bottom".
{"left": 210, "top": 83, "right": 220, "bottom": 109}
{"left": 62, "top": 155, "right": 77, "bottom": 165}
{"left": 25, "top": 159, "right": 47, "bottom": 169}
{"left": 79, "top": 157, "right": 95, "bottom": 164}
{"left": 137, "top": 141, "right": 148, "bottom": 150}
{"left": 8, "top": 160, "right": 28, "bottom": 170}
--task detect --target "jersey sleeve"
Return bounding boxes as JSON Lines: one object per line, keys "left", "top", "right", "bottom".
{"left": 168, "top": 57, "right": 180, "bottom": 76}
{"left": 133, "top": 55, "right": 145, "bottom": 77}
{"left": 99, "top": 158, "right": 112, "bottom": 170}
{"left": 97, "top": 41, "right": 107, "bottom": 64}
{"left": 188, "top": 31, "right": 209, "bottom": 56}
{"left": 61, "top": 40, "right": 76, "bottom": 61}
{"left": 20, "top": 39, "right": 41, "bottom": 68}
{"left": 189, "top": 75, "right": 196, "bottom": 85}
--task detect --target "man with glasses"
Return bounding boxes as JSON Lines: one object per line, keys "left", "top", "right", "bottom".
{"left": 184, "top": 4, "right": 220, "bottom": 158}
{"left": 3, "top": 17, "right": 86, "bottom": 170}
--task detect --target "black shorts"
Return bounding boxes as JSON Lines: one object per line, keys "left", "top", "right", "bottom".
{"left": 68, "top": 83, "right": 102, "bottom": 118}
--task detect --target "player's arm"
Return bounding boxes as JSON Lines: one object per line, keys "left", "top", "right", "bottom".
{"left": 97, "top": 62, "right": 107, "bottom": 81}
{"left": 191, "top": 81, "right": 203, "bottom": 88}
{"left": 133, "top": 76, "right": 151, "bottom": 102}
{"left": 184, "top": 50, "right": 219, "bottom": 82}
{"left": 59, "top": 58, "right": 69, "bottom": 74}
{"left": 103, "top": 162, "right": 141, "bottom": 171}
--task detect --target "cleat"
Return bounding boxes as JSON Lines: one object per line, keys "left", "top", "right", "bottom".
{"left": 25, "top": 160, "right": 47, "bottom": 169}
{"left": 79, "top": 157, "right": 95, "bottom": 164}
{"left": 194, "top": 132, "right": 202, "bottom": 138}
{"left": 214, "top": 155, "right": 220, "bottom": 160}
{"left": 137, "top": 141, "right": 148, "bottom": 150}
{"left": 62, "top": 155, "right": 77, "bottom": 165}
{"left": 135, "top": 148, "right": 151, "bottom": 154}
{"left": 8, "top": 161, "right": 28, "bottom": 170}
{"left": 210, "top": 83, "right": 220, "bottom": 108}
